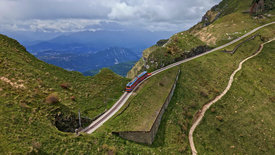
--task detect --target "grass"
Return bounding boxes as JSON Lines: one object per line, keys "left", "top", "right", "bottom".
{"left": 0, "top": 23, "right": 273, "bottom": 154}
{"left": 194, "top": 40, "right": 275, "bottom": 154}
{"left": 1, "top": 0, "right": 275, "bottom": 154}
{"left": 0, "top": 34, "right": 129, "bottom": 118}
{"left": 0, "top": 34, "right": 129, "bottom": 153}
{"left": 65, "top": 24, "right": 275, "bottom": 154}
{"left": 146, "top": 32, "right": 205, "bottom": 73}
{"left": 97, "top": 66, "right": 178, "bottom": 132}
{"left": 128, "top": 0, "right": 275, "bottom": 78}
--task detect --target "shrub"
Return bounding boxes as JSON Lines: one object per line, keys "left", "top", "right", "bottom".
{"left": 216, "top": 115, "right": 223, "bottom": 121}
{"left": 71, "top": 96, "right": 76, "bottom": 101}
{"left": 108, "top": 146, "right": 116, "bottom": 155}
{"left": 102, "top": 144, "right": 108, "bottom": 150}
{"left": 200, "top": 90, "right": 209, "bottom": 98}
{"left": 159, "top": 82, "right": 164, "bottom": 87}
{"left": 211, "top": 108, "right": 216, "bottom": 113}
{"left": 45, "top": 93, "right": 59, "bottom": 104}
{"left": 156, "top": 39, "right": 169, "bottom": 46}
{"left": 60, "top": 83, "right": 70, "bottom": 89}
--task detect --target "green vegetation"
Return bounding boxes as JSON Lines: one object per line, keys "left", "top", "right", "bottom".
{"left": 146, "top": 33, "right": 206, "bottom": 72}
{"left": 99, "top": 67, "right": 178, "bottom": 132}
{"left": 0, "top": 20, "right": 274, "bottom": 155}
{"left": 88, "top": 25, "right": 274, "bottom": 154}
{"left": 194, "top": 40, "right": 275, "bottom": 154}
{"left": 1, "top": 0, "right": 275, "bottom": 154}
{"left": 0, "top": 34, "right": 129, "bottom": 118}
{"left": 0, "top": 34, "right": 129, "bottom": 153}
{"left": 128, "top": 0, "right": 275, "bottom": 78}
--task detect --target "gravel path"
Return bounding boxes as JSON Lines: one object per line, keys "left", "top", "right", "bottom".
{"left": 188, "top": 38, "right": 275, "bottom": 155}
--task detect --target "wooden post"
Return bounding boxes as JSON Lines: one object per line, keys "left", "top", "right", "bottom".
{"left": 78, "top": 109, "right": 81, "bottom": 128}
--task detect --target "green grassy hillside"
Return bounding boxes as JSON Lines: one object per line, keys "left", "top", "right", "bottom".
{"left": 87, "top": 24, "right": 274, "bottom": 154}
{"left": 0, "top": 34, "right": 129, "bottom": 153}
{"left": 98, "top": 67, "right": 178, "bottom": 132}
{"left": 127, "top": 0, "right": 275, "bottom": 78}
{"left": 194, "top": 39, "right": 275, "bottom": 154}
{"left": 1, "top": 0, "right": 275, "bottom": 154}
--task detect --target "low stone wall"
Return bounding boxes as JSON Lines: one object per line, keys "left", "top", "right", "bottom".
{"left": 113, "top": 69, "right": 181, "bottom": 145}
{"left": 222, "top": 34, "right": 259, "bottom": 54}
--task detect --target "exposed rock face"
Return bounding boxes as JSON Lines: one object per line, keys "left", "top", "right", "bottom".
{"left": 174, "top": 45, "right": 212, "bottom": 62}
{"left": 201, "top": 5, "right": 221, "bottom": 27}
{"left": 251, "top": 0, "right": 265, "bottom": 14}
{"left": 50, "top": 107, "right": 92, "bottom": 133}
{"left": 127, "top": 46, "right": 158, "bottom": 78}
{"left": 156, "top": 39, "right": 169, "bottom": 47}
{"left": 202, "top": 10, "right": 221, "bottom": 27}
{"left": 54, "top": 112, "right": 92, "bottom": 132}
{"left": 250, "top": 0, "right": 273, "bottom": 15}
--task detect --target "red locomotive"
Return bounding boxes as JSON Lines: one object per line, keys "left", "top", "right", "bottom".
{"left": 126, "top": 71, "right": 151, "bottom": 92}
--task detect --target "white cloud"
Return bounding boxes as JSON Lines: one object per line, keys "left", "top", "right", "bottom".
{"left": 108, "top": 2, "right": 138, "bottom": 20}
{"left": 0, "top": 0, "right": 222, "bottom": 32}
{"left": 0, "top": 19, "right": 105, "bottom": 32}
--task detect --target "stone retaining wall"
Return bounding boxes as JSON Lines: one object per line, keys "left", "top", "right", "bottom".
{"left": 113, "top": 69, "right": 181, "bottom": 144}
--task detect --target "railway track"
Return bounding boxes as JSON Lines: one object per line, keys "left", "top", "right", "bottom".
{"left": 83, "top": 21, "right": 275, "bottom": 134}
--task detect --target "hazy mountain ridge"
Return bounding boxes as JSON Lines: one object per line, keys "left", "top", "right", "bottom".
{"left": 83, "top": 61, "right": 136, "bottom": 77}
{"left": 27, "top": 30, "right": 173, "bottom": 54}
{"left": 24, "top": 30, "right": 172, "bottom": 76}
{"left": 36, "top": 47, "right": 139, "bottom": 73}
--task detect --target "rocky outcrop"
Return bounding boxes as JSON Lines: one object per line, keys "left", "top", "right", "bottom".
{"left": 250, "top": 0, "right": 265, "bottom": 14}
{"left": 175, "top": 45, "right": 212, "bottom": 62}
{"left": 156, "top": 39, "right": 169, "bottom": 47}
{"left": 201, "top": 8, "right": 221, "bottom": 27}
{"left": 250, "top": 0, "right": 274, "bottom": 15}
{"left": 54, "top": 112, "right": 92, "bottom": 132}
{"left": 127, "top": 46, "right": 158, "bottom": 78}
{"left": 50, "top": 106, "right": 92, "bottom": 133}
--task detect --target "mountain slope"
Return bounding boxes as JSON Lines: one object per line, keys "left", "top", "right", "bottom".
{"left": 81, "top": 23, "right": 274, "bottom": 154}
{"left": 0, "top": 34, "right": 129, "bottom": 153}
{"left": 127, "top": 0, "right": 275, "bottom": 78}
{"left": 1, "top": 0, "right": 275, "bottom": 154}
{"left": 194, "top": 39, "right": 275, "bottom": 154}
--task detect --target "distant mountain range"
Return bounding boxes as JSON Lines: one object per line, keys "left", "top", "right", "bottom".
{"left": 27, "top": 30, "right": 173, "bottom": 54}
{"left": 21, "top": 30, "right": 173, "bottom": 76}
{"left": 83, "top": 61, "right": 136, "bottom": 77}
{"left": 36, "top": 47, "right": 139, "bottom": 74}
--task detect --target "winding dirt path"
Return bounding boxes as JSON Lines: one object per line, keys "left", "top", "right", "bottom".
{"left": 188, "top": 38, "right": 275, "bottom": 155}
{"left": 83, "top": 22, "right": 274, "bottom": 134}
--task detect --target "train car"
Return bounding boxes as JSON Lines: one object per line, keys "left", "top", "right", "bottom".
{"left": 126, "top": 71, "right": 151, "bottom": 92}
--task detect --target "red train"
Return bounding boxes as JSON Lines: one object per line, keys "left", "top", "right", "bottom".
{"left": 126, "top": 71, "right": 151, "bottom": 92}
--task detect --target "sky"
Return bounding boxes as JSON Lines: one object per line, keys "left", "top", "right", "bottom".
{"left": 0, "top": 0, "right": 221, "bottom": 35}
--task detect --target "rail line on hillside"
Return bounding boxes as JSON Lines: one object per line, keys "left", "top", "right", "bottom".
{"left": 83, "top": 22, "right": 275, "bottom": 134}
{"left": 188, "top": 38, "right": 275, "bottom": 155}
